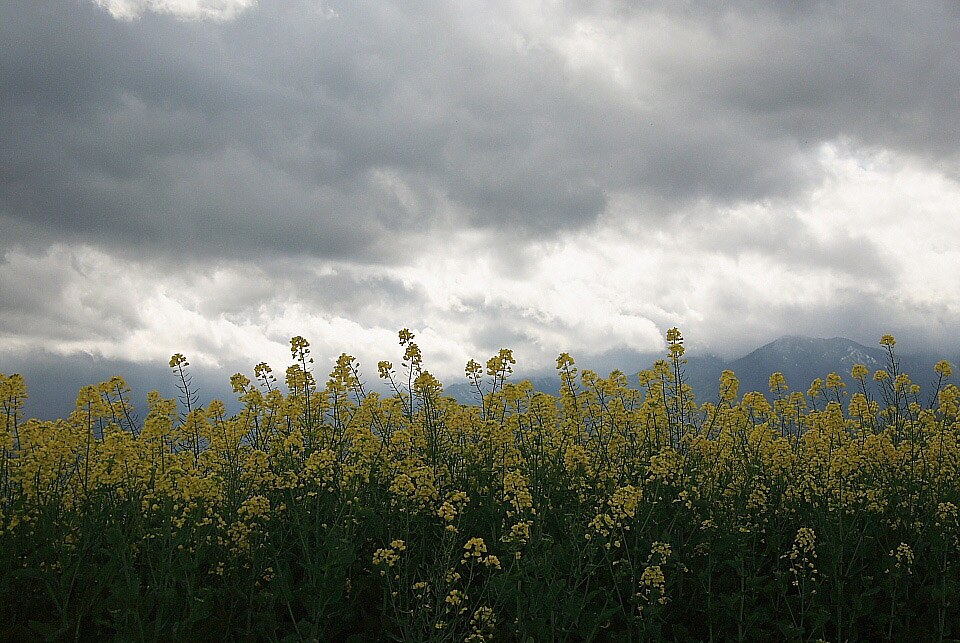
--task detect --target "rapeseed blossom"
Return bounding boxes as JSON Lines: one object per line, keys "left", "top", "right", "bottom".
{"left": 1, "top": 327, "right": 957, "bottom": 641}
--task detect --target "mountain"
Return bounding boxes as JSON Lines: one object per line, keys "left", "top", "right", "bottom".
{"left": 446, "top": 375, "right": 563, "bottom": 405}
{"left": 8, "top": 336, "right": 955, "bottom": 420}
{"left": 445, "top": 336, "right": 957, "bottom": 406}
{"left": 721, "top": 336, "right": 885, "bottom": 399}
{"left": 720, "top": 336, "right": 952, "bottom": 403}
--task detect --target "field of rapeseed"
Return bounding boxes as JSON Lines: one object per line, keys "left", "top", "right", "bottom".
{"left": 1, "top": 330, "right": 958, "bottom": 642}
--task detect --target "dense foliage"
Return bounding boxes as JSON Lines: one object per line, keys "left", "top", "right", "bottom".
{"left": 1, "top": 330, "right": 958, "bottom": 642}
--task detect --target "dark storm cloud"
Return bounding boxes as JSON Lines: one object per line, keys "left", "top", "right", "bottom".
{"left": 0, "top": 0, "right": 429, "bottom": 260}
{"left": 2, "top": 0, "right": 959, "bottom": 262}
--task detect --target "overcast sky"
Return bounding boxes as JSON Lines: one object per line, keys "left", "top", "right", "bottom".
{"left": 2, "top": 0, "right": 959, "bottom": 414}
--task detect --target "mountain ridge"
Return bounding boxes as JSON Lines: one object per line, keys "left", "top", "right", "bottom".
{"left": 8, "top": 335, "right": 956, "bottom": 420}
{"left": 446, "top": 335, "right": 957, "bottom": 405}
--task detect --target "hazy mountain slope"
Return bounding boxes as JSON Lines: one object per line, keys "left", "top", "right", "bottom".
{"left": 7, "top": 337, "right": 955, "bottom": 419}
{"left": 446, "top": 336, "right": 956, "bottom": 406}
{"left": 725, "top": 336, "right": 885, "bottom": 398}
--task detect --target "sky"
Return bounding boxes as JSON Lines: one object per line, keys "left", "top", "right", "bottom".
{"left": 2, "top": 0, "right": 960, "bottom": 417}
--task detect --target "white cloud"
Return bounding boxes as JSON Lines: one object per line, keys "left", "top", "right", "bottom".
{"left": 3, "top": 139, "right": 959, "bottom": 383}
{"left": 4, "top": 0, "right": 960, "bottom": 385}
{"left": 90, "top": 0, "right": 256, "bottom": 21}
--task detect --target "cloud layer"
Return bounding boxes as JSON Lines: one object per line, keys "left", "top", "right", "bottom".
{"left": 91, "top": 0, "right": 257, "bottom": 21}
{"left": 2, "top": 0, "right": 959, "bottom": 406}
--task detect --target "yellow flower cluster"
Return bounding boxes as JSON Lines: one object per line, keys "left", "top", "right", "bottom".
{"left": 2, "top": 328, "right": 959, "bottom": 640}
{"left": 889, "top": 542, "right": 915, "bottom": 574}
{"left": 373, "top": 539, "right": 407, "bottom": 573}
{"left": 465, "top": 606, "right": 496, "bottom": 643}
{"left": 444, "top": 588, "right": 467, "bottom": 610}
{"left": 636, "top": 542, "right": 673, "bottom": 612}
{"left": 461, "top": 537, "right": 501, "bottom": 569}
{"left": 437, "top": 490, "right": 470, "bottom": 525}
{"left": 785, "top": 527, "right": 819, "bottom": 589}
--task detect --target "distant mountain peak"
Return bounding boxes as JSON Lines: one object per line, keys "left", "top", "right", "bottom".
{"left": 731, "top": 335, "right": 889, "bottom": 388}
{"left": 756, "top": 335, "right": 879, "bottom": 359}
{"left": 763, "top": 335, "right": 818, "bottom": 351}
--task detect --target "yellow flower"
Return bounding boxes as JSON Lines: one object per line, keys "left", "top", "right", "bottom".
{"left": 890, "top": 543, "right": 915, "bottom": 574}
{"left": 849, "top": 393, "right": 870, "bottom": 418}
{"left": 769, "top": 372, "right": 788, "bottom": 393}
{"left": 935, "top": 360, "right": 953, "bottom": 378}
{"left": 444, "top": 589, "right": 466, "bottom": 606}
{"left": 807, "top": 377, "right": 823, "bottom": 398}
{"left": 894, "top": 374, "right": 911, "bottom": 392}
{"left": 483, "top": 555, "right": 501, "bottom": 569}
{"left": 373, "top": 545, "right": 402, "bottom": 569}
{"left": 556, "top": 352, "right": 576, "bottom": 371}
{"left": 719, "top": 370, "right": 739, "bottom": 401}
{"left": 649, "top": 541, "right": 672, "bottom": 562}
{"left": 465, "top": 359, "right": 482, "bottom": 378}
{"left": 825, "top": 373, "right": 845, "bottom": 390}
{"left": 464, "top": 537, "right": 487, "bottom": 554}
{"left": 466, "top": 607, "right": 496, "bottom": 643}
{"left": 289, "top": 335, "right": 311, "bottom": 360}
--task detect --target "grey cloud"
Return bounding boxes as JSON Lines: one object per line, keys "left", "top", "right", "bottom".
{"left": 642, "top": 1, "right": 960, "bottom": 166}
{"left": 186, "top": 265, "right": 431, "bottom": 323}
{"left": 2, "top": 0, "right": 959, "bottom": 368}
{"left": 0, "top": 247, "right": 141, "bottom": 344}
{"left": 692, "top": 281, "right": 960, "bottom": 363}
{"left": 694, "top": 209, "right": 891, "bottom": 279}
{"left": 297, "top": 272, "right": 428, "bottom": 320}
{"left": 0, "top": 238, "right": 433, "bottom": 359}
{"left": 7, "top": 0, "right": 956, "bottom": 267}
